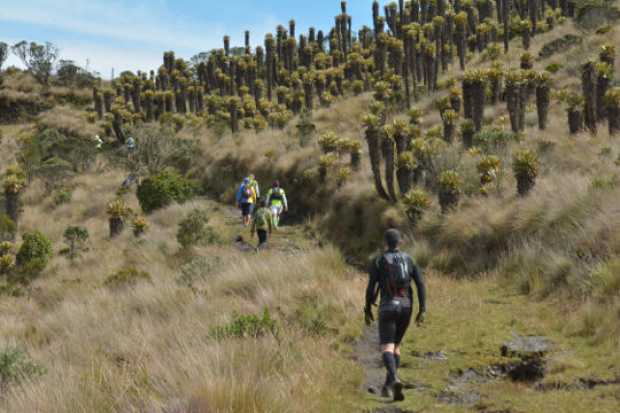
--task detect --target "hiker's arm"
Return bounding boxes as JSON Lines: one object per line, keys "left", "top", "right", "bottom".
{"left": 411, "top": 261, "right": 426, "bottom": 313}
{"left": 365, "top": 260, "right": 380, "bottom": 309}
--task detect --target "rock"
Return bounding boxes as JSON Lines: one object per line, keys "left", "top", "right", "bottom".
{"left": 500, "top": 335, "right": 551, "bottom": 383}
{"left": 501, "top": 335, "right": 551, "bottom": 359}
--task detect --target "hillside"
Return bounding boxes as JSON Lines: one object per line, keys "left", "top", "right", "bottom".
{"left": 1, "top": 0, "right": 620, "bottom": 412}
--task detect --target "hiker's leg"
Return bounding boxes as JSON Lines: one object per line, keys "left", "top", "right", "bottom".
{"left": 257, "top": 229, "right": 267, "bottom": 246}
{"left": 381, "top": 344, "right": 397, "bottom": 385}
{"left": 393, "top": 308, "right": 412, "bottom": 373}
{"left": 379, "top": 309, "right": 398, "bottom": 386}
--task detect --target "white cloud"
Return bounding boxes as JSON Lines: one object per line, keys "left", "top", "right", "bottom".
{"left": 0, "top": 1, "right": 281, "bottom": 77}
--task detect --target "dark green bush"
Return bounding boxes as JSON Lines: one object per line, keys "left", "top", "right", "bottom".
{"left": 15, "top": 231, "right": 53, "bottom": 279}
{"left": 52, "top": 188, "right": 72, "bottom": 206}
{"left": 177, "top": 208, "right": 220, "bottom": 248}
{"left": 136, "top": 168, "right": 196, "bottom": 214}
{"left": 0, "top": 346, "right": 46, "bottom": 392}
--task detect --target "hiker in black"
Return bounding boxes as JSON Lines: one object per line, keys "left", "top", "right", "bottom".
{"left": 364, "top": 229, "right": 426, "bottom": 402}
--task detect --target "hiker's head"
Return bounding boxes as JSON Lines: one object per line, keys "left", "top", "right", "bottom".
{"left": 273, "top": 180, "right": 280, "bottom": 188}
{"left": 249, "top": 174, "right": 255, "bottom": 180}
{"left": 243, "top": 177, "right": 250, "bottom": 184}
{"left": 384, "top": 229, "right": 401, "bottom": 250}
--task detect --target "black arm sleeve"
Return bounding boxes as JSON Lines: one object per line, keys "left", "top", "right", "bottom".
{"left": 410, "top": 258, "right": 426, "bottom": 312}
{"left": 365, "top": 259, "right": 380, "bottom": 308}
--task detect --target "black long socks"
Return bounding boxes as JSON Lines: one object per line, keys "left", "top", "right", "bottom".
{"left": 382, "top": 351, "right": 397, "bottom": 385}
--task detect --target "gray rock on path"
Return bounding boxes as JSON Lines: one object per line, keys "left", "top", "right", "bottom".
{"left": 501, "top": 334, "right": 551, "bottom": 359}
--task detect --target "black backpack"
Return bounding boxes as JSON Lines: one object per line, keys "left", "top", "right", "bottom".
{"left": 380, "top": 252, "right": 410, "bottom": 298}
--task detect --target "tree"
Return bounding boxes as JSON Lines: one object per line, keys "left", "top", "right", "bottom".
{"left": 0, "top": 42, "right": 8, "bottom": 86}
{"left": 11, "top": 41, "right": 59, "bottom": 85}
{"left": 63, "top": 226, "right": 89, "bottom": 260}
{"left": 0, "top": 42, "right": 8, "bottom": 71}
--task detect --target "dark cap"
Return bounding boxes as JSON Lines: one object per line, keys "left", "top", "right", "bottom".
{"left": 384, "top": 229, "right": 401, "bottom": 249}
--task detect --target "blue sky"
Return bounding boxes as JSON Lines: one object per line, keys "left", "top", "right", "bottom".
{"left": 0, "top": 0, "right": 383, "bottom": 78}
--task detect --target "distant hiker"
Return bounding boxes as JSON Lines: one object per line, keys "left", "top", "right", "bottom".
{"left": 265, "top": 180, "right": 288, "bottom": 228}
{"left": 236, "top": 177, "right": 257, "bottom": 226}
{"left": 250, "top": 197, "right": 273, "bottom": 249}
{"left": 248, "top": 174, "right": 260, "bottom": 199}
{"left": 364, "top": 229, "right": 426, "bottom": 402}
{"left": 125, "top": 136, "right": 136, "bottom": 155}
{"left": 94, "top": 135, "right": 103, "bottom": 150}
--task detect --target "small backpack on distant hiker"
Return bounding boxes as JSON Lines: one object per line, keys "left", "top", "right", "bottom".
{"left": 380, "top": 252, "right": 410, "bottom": 298}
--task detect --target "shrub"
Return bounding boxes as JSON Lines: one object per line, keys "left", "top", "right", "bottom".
{"left": 177, "top": 208, "right": 220, "bottom": 249}
{"left": 176, "top": 256, "right": 222, "bottom": 288}
{"left": 15, "top": 231, "right": 53, "bottom": 278}
{"left": 137, "top": 168, "right": 196, "bottom": 214}
{"left": 512, "top": 149, "right": 539, "bottom": 196}
{"left": 62, "top": 226, "right": 89, "bottom": 259}
{"left": 0, "top": 346, "right": 45, "bottom": 393}
{"left": 210, "top": 308, "right": 278, "bottom": 339}
{"left": 52, "top": 188, "right": 72, "bottom": 206}
{"left": 402, "top": 188, "right": 431, "bottom": 226}
{"left": 104, "top": 267, "right": 152, "bottom": 289}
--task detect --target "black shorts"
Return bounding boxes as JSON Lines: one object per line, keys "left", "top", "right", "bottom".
{"left": 378, "top": 303, "right": 412, "bottom": 345}
{"left": 241, "top": 202, "right": 253, "bottom": 217}
{"left": 257, "top": 229, "right": 268, "bottom": 245}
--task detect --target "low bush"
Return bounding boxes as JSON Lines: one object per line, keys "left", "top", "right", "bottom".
{"left": 62, "top": 226, "right": 89, "bottom": 259}
{"left": 15, "top": 231, "right": 53, "bottom": 279}
{"left": 210, "top": 308, "right": 278, "bottom": 340}
{"left": 104, "top": 267, "right": 152, "bottom": 290}
{"left": 0, "top": 346, "right": 45, "bottom": 393}
{"left": 177, "top": 208, "right": 220, "bottom": 249}
{"left": 137, "top": 168, "right": 196, "bottom": 214}
{"left": 0, "top": 214, "right": 16, "bottom": 241}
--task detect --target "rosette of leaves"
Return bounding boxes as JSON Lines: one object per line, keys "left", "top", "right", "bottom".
{"left": 132, "top": 216, "right": 149, "bottom": 238}
{"left": 318, "top": 154, "right": 338, "bottom": 183}
{"left": 408, "top": 107, "right": 424, "bottom": 126}
{"left": 463, "top": 69, "right": 486, "bottom": 131}
{"left": 535, "top": 71, "right": 551, "bottom": 130}
{"left": 559, "top": 90, "right": 584, "bottom": 134}
{"left": 106, "top": 199, "right": 132, "bottom": 238}
{"left": 318, "top": 131, "right": 342, "bottom": 154}
{"left": 512, "top": 149, "right": 539, "bottom": 196}
{"left": 520, "top": 53, "right": 534, "bottom": 70}
{"left": 449, "top": 87, "right": 462, "bottom": 113}
{"left": 402, "top": 188, "right": 431, "bottom": 226}
{"left": 487, "top": 64, "right": 504, "bottom": 105}
{"left": 599, "top": 44, "right": 616, "bottom": 68}
{"left": 460, "top": 119, "right": 476, "bottom": 148}
{"left": 442, "top": 109, "right": 458, "bottom": 143}
{"left": 0, "top": 241, "right": 13, "bottom": 257}
{"left": 3, "top": 174, "right": 25, "bottom": 226}
{"left": 438, "top": 170, "right": 463, "bottom": 213}
{"left": 604, "top": 87, "right": 620, "bottom": 136}
{"left": 477, "top": 155, "right": 501, "bottom": 194}
{"left": 595, "top": 62, "right": 613, "bottom": 121}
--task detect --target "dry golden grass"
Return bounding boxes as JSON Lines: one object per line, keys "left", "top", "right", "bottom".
{"left": 1, "top": 165, "right": 366, "bottom": 412}
{"left": 36, "top": 105, "right": 101, "bottom": 139}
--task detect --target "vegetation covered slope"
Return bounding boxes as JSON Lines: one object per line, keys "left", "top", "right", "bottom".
{"left": 0, "top": 0, "right": 620, "bottom": 412}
